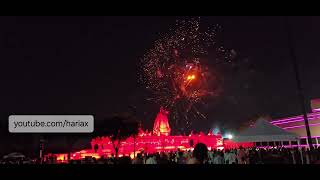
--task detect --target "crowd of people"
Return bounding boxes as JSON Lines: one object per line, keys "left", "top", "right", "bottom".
{"left": 3, "top": 143, "right": 320, "bottom": 164}
{"left": 69, "top": 143, "right": 320, "bottom": 164}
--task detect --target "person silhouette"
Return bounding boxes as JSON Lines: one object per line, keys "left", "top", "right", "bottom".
{"left": 187, "top": 143, "right": 208, "bottom": 164}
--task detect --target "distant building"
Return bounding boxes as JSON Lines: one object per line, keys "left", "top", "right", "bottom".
{"left": 270, "top": 99, "right": 320, "bottom": 147}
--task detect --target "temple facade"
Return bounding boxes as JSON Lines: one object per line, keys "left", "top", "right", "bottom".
{"left": 49, "top": 108, "right": 253, "bottom": 162}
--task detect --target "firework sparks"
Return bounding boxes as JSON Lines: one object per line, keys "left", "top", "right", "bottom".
{"left": 139, "top": 17, "right": 231, "bottom": 129}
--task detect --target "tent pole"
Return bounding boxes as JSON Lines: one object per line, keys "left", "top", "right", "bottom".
{"left": 284, "top": 16, "right": 313, "bottom": 151}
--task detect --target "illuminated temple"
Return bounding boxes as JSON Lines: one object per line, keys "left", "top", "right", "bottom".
{"left": 57, "top": 108, "right": 252, "bottom": 161}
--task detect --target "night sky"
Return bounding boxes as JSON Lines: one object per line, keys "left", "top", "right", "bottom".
{"left": 0, "top": 16, "right": 319, "bottom": 154}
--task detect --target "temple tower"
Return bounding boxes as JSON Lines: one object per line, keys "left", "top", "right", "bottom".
{"left": 153, "top": 107, "right": 171, "bottom": 136}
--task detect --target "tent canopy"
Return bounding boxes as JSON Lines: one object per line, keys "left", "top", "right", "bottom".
{"left": 3, "top": 152, "right": 25, "bottom": 159}
{"left": 234, "top": 118, "right": 299, "bottom": 142}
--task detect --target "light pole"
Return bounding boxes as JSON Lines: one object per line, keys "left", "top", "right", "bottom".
{"left": 133, "top": 134, "right": 136, "bottom": 158}
{"left": 284, "top": 16, "right": 313, "bottom": 150}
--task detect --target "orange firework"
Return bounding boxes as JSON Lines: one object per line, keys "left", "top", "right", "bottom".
{"left": 139, "top": 17, "right": 231, "bottom": 129}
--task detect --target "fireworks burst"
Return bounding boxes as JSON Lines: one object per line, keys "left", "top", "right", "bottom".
{"left": 139, "top": 17, "right": 231, "bottom": 130}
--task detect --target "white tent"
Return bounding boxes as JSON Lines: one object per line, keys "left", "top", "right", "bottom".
{"left": 3, "top": 152, "right": 25, "bottom": 159}
{"left": 234, "top": 118, "right": 299, "bottom": 142}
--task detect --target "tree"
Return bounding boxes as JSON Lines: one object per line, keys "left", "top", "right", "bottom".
{"left": 65, "top": 135, "right": 80, "bottom": 161}
{"left": 93, "top": 115, "right": 139, "bottom": 157}
{"left": 46, "top": 133, "right": 88, "bottom": 161}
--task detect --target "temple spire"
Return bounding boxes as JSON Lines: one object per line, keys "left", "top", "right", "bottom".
{"left": 153, "top": 107, "right": 171, "bottom": 136}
